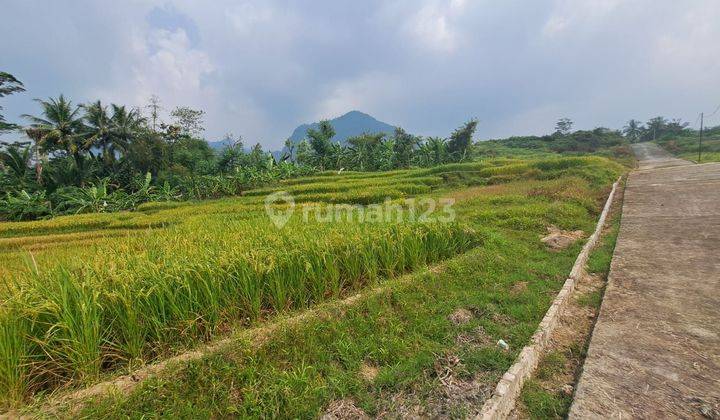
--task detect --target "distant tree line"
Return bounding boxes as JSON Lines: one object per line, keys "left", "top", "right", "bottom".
{"left": 0, "top": 72, "right": 313, "bottom": 220}
{"left": 622, "top": 117, "right": 690, "bottom": 143}
{"left": 292, "top": 119, "right": 478, "bottom": 171}
{"left": 0, "top": 71, "right": 481, "bottom": 220}
{"left": 0, "top": 69, "right": 705, "bottom": 221}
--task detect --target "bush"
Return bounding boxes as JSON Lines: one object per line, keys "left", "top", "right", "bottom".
{"left": 0, "top": 191, "right": 52, "bottom": 221}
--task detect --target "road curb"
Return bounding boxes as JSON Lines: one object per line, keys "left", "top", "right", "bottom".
{"left": 476, "top": 176, "right": 621, "bottom": 420}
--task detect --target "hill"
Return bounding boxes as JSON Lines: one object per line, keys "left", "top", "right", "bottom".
{"left": 288, "top": 110, "right": 396, "bottom": 144}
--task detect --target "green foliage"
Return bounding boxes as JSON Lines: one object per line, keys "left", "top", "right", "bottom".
{"left": 0, "top": 72, "right": 26, "bottom": 132}
{"left": 521, "top": 380, "right": 570, "bottom": 419}
{"left": 477, "top": 128, "right": 627, "bottom": 158}
{"left": 447, "top": 119, "right": 477, "bottom": 160}
{"left": 0, "top": 145, "right": 34, "bottom": 191}
{"left": 307, "top": 120, "right": 336, "bottom": 169}
{"left": 655, "top": 124, "right": 720, "bottom": 163}
{"left": 170, "top": 106, "right": 205, "bottom": 137}
{"left": 555, "top": 117, "right": 573, "bottom": 135}
{"left": 0, "top": 88, "right": 640, "bottom": 223}
{"left": 0, "top": 190, "right": 51, "bottom": 221}
{"left": 391, "top": 127, "right": 418, "bottom": 169}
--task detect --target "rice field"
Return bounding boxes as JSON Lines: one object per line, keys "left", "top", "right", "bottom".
{"left": 0, "top": 156, "right": 625, "bottom": 410}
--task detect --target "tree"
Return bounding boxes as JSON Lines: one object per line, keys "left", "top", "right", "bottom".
{"left": 109, "top": 104, "right": 144, "bottom": 159}
{"left": 0, "top": 72, "right": 26, "bottom": 132}
{"left": 146, "top": 95, "right": 161, "bottom": 131}
{"left": 307, "top": 120, "right": 335, "bottom": 169}
{"left": 622, "top": 119, "right": 644, "bottom": 143}
{"left": 645, "top": 116, "right": 667, "bottom": 141}
{"left": 295, "top": 139, "right": 313, "bottom": 167}
{"left": 125, "top": 130, "right": 167, "bottom": 177}
{"left": 217, "top": 134, "right": 245, "bottom": 172}
{"left": 170, "top": 106, "right": 205, "bottom": 136}
{"left": 0, "top": 144, "right": 33, "bottom": 190}
{"left": 22, "top": 95, "right": 87, "bottom": 183}
{"left": 555, "top": 118, "right": 573, "bottom": 135}
{"left": 447, "top": 119, "right": 477, "bottom": 161}
{"left": 346, "top": 133, "right": 385, "bottom": 171}
{"left": 417, "top": 137, "right": 447, "bottom": 167}
{"left": 83, "top": 101, "right": 113, "bottom": 163}
{"left": 248, "top": 143, "right": 271, "bottom": 170}
{"left": 392, "top": 127, "right": 417, "bottom": 169}
{"left": 281, "top": 138, "right": 295, "bottom": 162}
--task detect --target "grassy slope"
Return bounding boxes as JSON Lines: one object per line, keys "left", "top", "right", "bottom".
{"left": 0, "top": 155, "right": 626, "bottom": 416}
{"left": 654, "top": 134, "right": 720, "bottom": 163}
{"left": 519, "top": 183, "right": 623, "bottom": 419}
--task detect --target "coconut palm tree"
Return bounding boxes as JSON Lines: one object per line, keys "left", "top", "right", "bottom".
{"left": 22, "top": 95, "right": 87, "bottom": 182}
{"left": 83, "top": 100, "right": 113, "bottom": 165}
{"left": 0, "top": 145, "right": 32, "bottom": 190}
{"left": 622, "top": 119, "right": 644, "bottom": 143}
{"left": 110, "top": 105, "right": 144, "bottom": 158}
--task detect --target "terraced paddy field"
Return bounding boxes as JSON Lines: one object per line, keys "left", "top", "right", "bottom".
{"left": 0, "top": 156, "right": 626, "bottom": 417}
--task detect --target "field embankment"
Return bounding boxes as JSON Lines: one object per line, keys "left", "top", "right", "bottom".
{"left": 0, "top": 155, "right": 625, "bottom": 417}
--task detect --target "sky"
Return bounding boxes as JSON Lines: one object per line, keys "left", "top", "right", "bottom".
{"left": 2, "top": 0, "right": 719, "bottom": 149}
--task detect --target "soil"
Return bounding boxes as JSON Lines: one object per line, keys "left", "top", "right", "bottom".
{"left": 448, "top": 308, "right": 474, "bottom": 325}
{"left": 541, "top": 226, "right": 584, "bottom": 251}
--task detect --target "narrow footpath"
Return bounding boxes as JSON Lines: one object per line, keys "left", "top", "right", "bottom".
{"left": 570, "top": 143, "right": 720, "bottom": 418}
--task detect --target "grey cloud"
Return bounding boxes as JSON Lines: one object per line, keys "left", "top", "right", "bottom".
{"left": 2, "top": 0, "right": 719, "bottom": 149}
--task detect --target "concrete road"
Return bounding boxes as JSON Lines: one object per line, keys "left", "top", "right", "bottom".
{"left": 570, "top": 143, "right": 720, "bottom": 418}
{"left": 631, "top": 142, "right": 695, "bottom": 170}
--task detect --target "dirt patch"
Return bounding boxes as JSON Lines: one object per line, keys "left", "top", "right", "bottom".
{"left": 510, "top": 281, "right": 528, "bottom": 295}
{"left": 377, "top": 318, "right": 500, "bottom": 419}
{"left": 360, "top": 363, "right": 379, "bottom": 382}
{"left": 321, "top": 399, "right": 370, "bottom": 420}
{"left": 491, "top": 312, "right": 513, "bottom": 326}
{"left": 456, "top": 325, "right": 493, "bottom": 347}
{"left": 541, "top": 225, "right": 584, "bottom": 251}
{"left": 377, "top": 354, "right": 495, "bottom": 418}
{"left": 448, "top": 308, "right": 473, "bottom": 325}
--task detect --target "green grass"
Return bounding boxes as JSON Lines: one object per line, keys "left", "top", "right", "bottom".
{"left": 0, "top": 155, "right": 625, "bottom": 414}
{"left": 519, "top": 184, "right": 624, "bottom": 419}
{"left": 655, "top": 135, "right": 720, "bottom": 163}
{"left": 521, "top": 380, "right": 571, "bottom": 419}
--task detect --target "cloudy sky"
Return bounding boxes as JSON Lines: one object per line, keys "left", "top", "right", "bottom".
{"left": 2, "top": 0, "right": 719, "bottom": 149}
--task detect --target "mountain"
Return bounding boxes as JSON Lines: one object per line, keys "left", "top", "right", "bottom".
{"left": 206, "top": 111, "right": 398, "bottom": 160}
{"left": 207, "top": 139, "right": 235, "bottom": 150}
{"left": 288, "top": 110, "right": 396, "bottom": 144}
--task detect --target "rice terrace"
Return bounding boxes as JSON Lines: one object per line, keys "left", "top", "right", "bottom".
{"left": 2, "top": 2, "right": 720, "bottom": 418}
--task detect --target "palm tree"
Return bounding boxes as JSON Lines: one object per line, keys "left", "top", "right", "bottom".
{"left": 645, "top": 116, "right": 667, "bottom": 141}
{"left": 109, "top": 104, "right": 144, "bottom": 160}
{"left": 83, "top": 100, "right": 113, "bottom": 165}
{"left": 0, "top": 145, "right": 32, "bottom": 190}
{"left": 622, "top": 119, "right": 644, "bottom": 143}
{"left": 22, "top": 95, "right": 87, "bottom": 181}
{"left": 24, "top": 128, "right": 48, "bottom": 183}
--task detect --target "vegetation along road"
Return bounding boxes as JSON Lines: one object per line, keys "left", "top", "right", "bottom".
{"left": 571, "top": 143, "right": 720, "bottom": 418}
